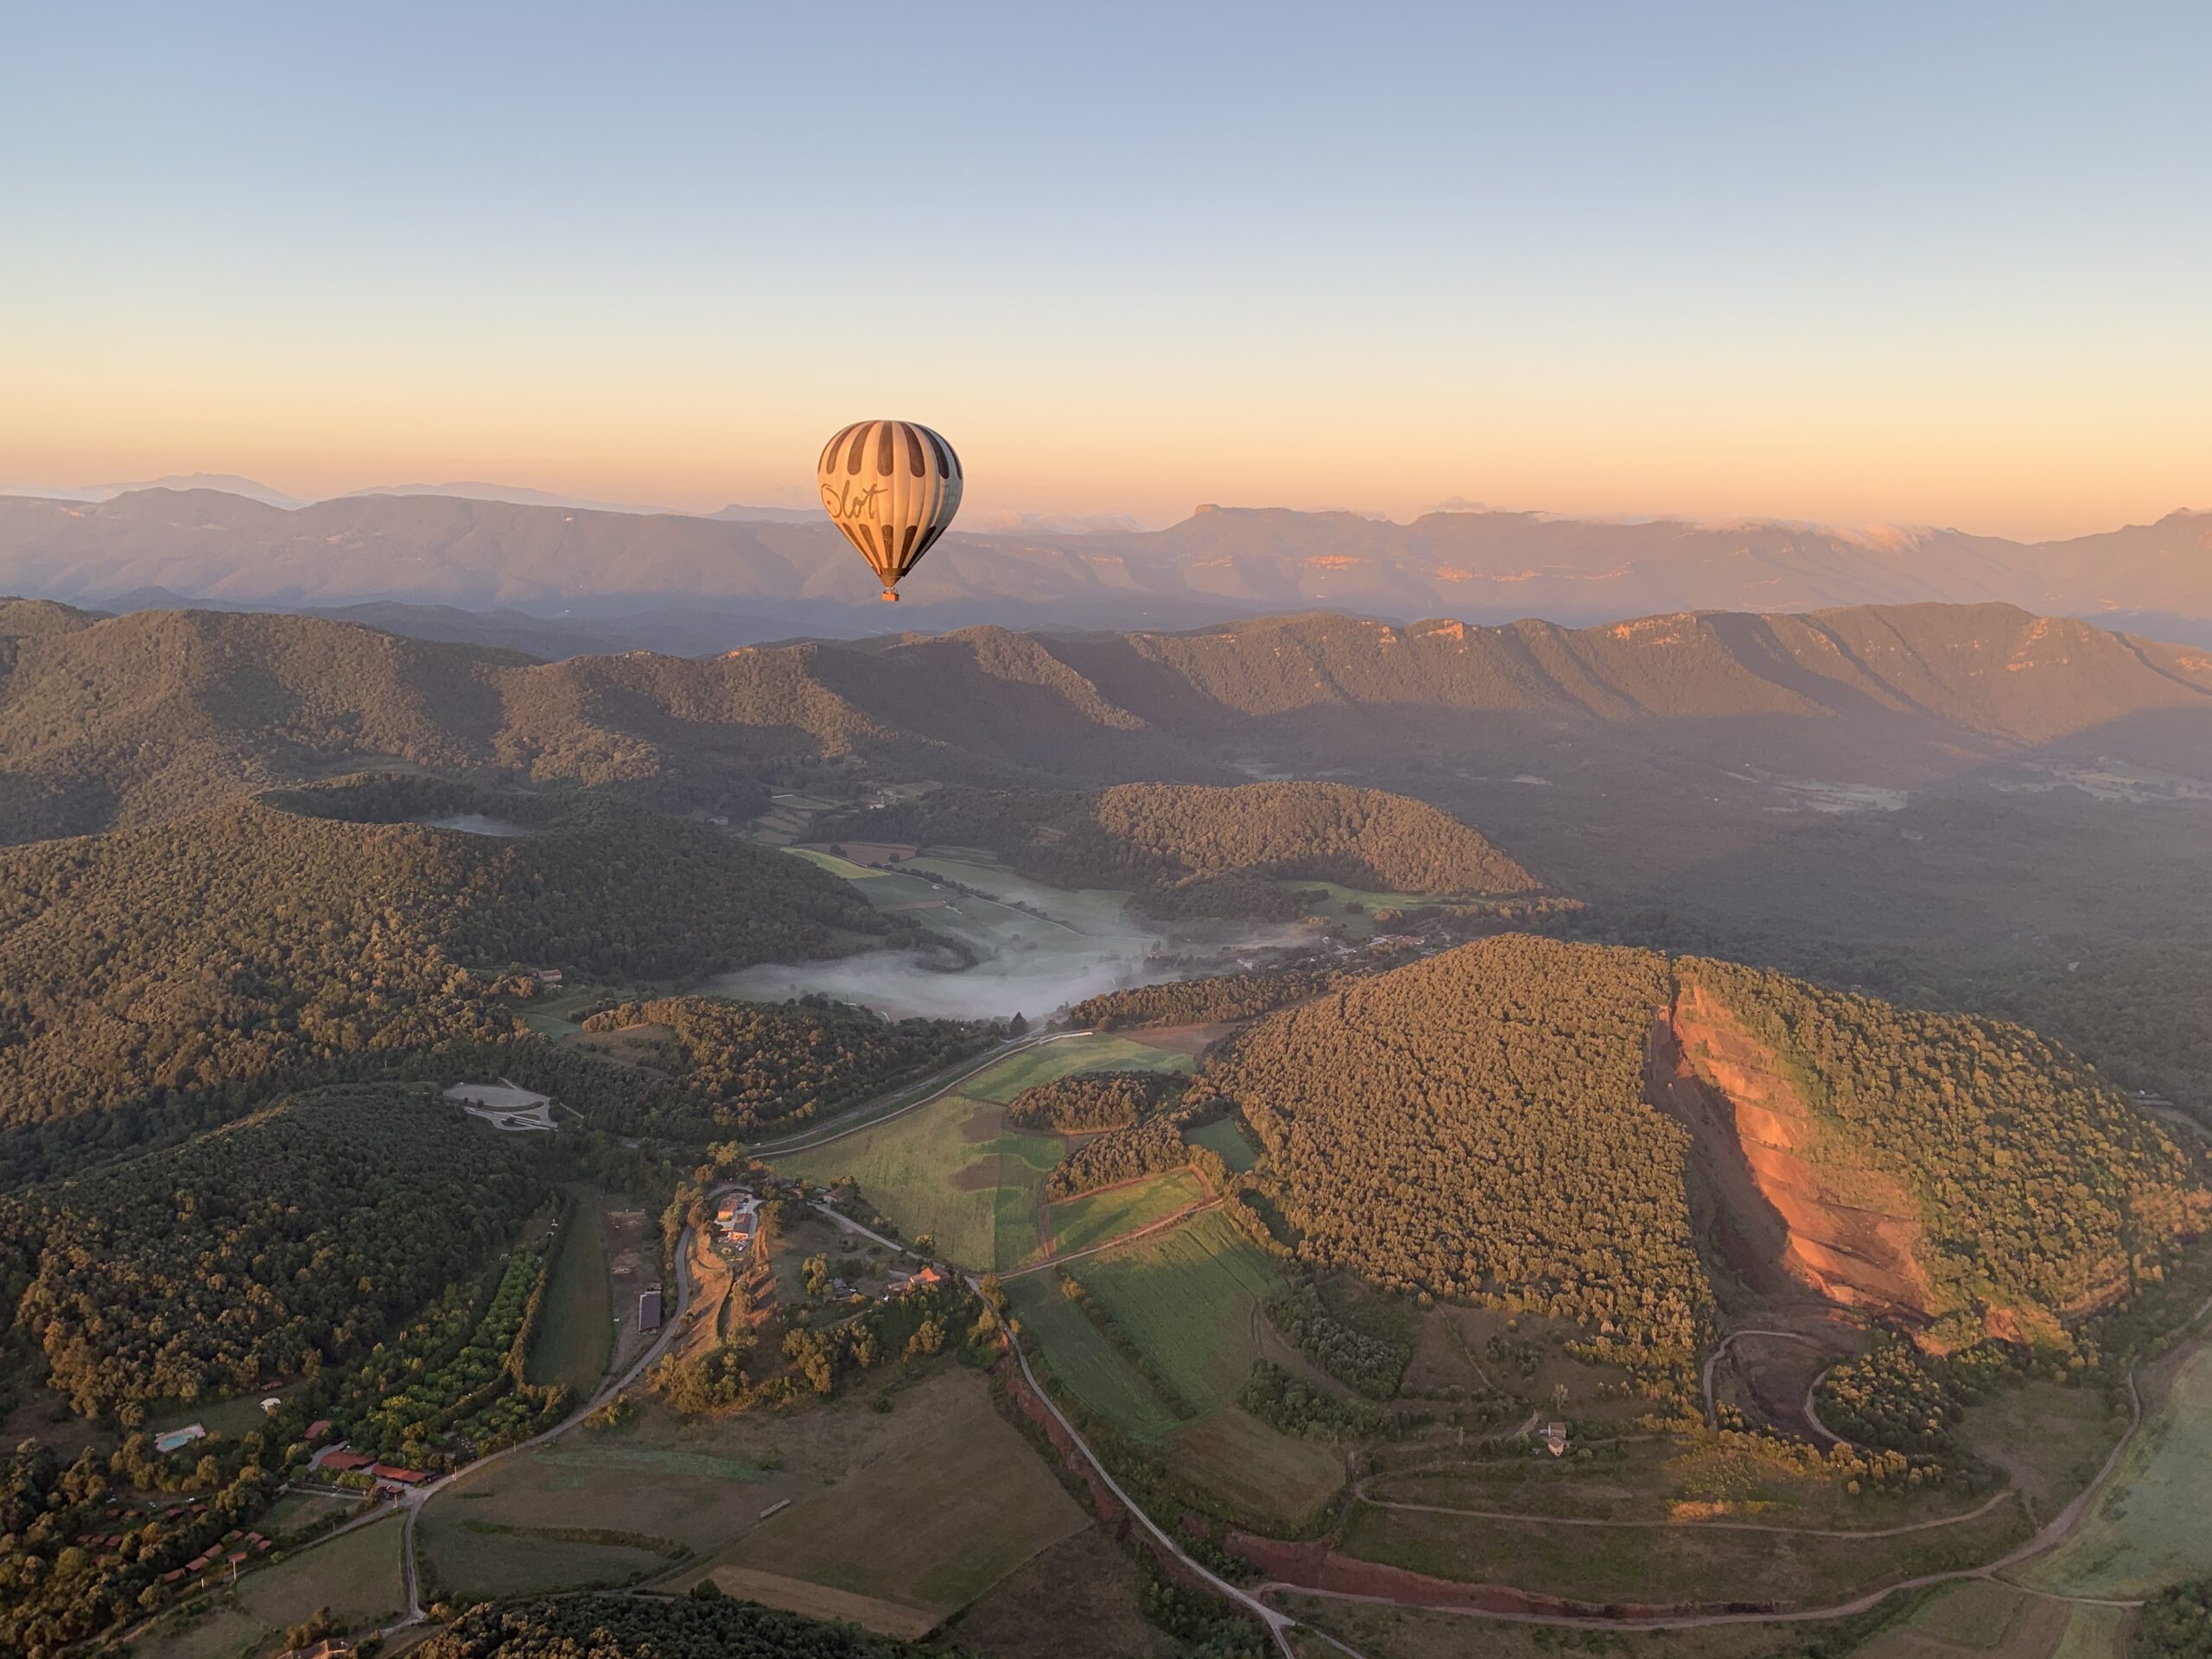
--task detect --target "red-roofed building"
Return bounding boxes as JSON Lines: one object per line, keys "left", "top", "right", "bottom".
{"left": 305, "top": 1418, "right": 334, "bottom": 1440}
{"left": 372, "top": 1464, "right": 429, "bottom": 1485}
{"left": 319, "top": 1450, "right": 374, "bottom": 1473}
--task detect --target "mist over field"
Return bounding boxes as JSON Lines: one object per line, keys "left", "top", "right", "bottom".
{"left": 709, "top": 917, "right": 1324, "bottom": 1021}
{"left": 709, "top": 944, "right": 1156, "bottom": 1021}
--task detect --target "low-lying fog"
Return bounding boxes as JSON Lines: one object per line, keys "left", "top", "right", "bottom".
{"left": 705, "top": 855, "right": 1321, "bottom": 1020}
{"left": 417, "top": 812, "right": 531, "bottom": 837}
{"left": 709, "top": 943, "right": 1179, "bottom": 1022}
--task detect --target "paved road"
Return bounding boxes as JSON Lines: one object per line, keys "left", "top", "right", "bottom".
{"left": 379, "top": 1203, "right": 712, "bottom": 1629}
{"left": 804, "top": 1199, "right": 1300, "bottom": 1657}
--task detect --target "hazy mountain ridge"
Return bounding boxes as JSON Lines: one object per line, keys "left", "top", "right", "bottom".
{"left": 2, "top": 488, "right": 2209, "bottom": 645}
{"left": 0, "top": 596, "right": 2203, "bottom": 848}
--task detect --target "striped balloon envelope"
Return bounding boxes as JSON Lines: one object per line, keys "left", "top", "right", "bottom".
{"left": 815, "top": 420, "right": 963, "bottom": 601}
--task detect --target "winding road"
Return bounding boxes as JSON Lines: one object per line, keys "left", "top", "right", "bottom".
{"left": 1700, "top": 1325, "right": 1847, "bottom": 1444}
{"left": 131, "top": 1046, "right": 2212, "bottom": 1659}
{"left": 1261, "top": 1288, "right": 2212, "bottom": 1639}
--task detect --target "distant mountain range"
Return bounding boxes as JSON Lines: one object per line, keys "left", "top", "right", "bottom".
{"left": 0, "top": 486, "right": 2208, "bottom": 652}
{"left": 0, "top": 594, "right": 2203, "bottom": 849}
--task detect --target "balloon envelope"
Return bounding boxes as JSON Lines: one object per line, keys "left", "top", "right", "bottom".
{"left": 816, "top": 420, "right": 963, "bottom": 601}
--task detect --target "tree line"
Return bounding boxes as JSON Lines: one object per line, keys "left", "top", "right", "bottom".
{"left": 1007, "top": 1069, "right": 1183, "bottom": 1132}
{"left": 421, "top": 1592, "right": 931, "bottom": 1657}
{"left": 577, "top": 995, "right": 995, "bottom": 1134}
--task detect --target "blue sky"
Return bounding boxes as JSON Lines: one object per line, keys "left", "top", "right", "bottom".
{"left": 4, "top": 2, "right": 2207, "bottom": 535}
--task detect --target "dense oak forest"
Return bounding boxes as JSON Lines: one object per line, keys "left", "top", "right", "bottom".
{"left": 1005, "top": 1069, "right": 1182, "bottom": 1130}
{"left": 1068, "top": 964, "right": 1375, "bottom": 1030}
{"left": 0, "top": 779, "right": 887, "bottom": 1177}
{"left": 844, "top": 781, "right": 1538, "bottom": 913}
{"left": 1203, "top": 938, "right": 2207, "bottom": 1387}
{"left": 1206, "top": 938, "right": 1710, "bottom": 1381}
{"left": 1677, "top": 958, "right": 2207, "bottom": 1340}
{"left": 3, "top": 600, "right": 2208, "bottom": 1120}
{"left": 0, "top": 1084, "right": 542, "bottom": 1419}
{"left": 2133, "top": 1577, "right": 2212, "bottom": 1659}
{"left": 420, "top": 1594, "right": 928, "bottom": 1657}
{"left": 576, "top": 995, "right": 995, "bottom": 1132}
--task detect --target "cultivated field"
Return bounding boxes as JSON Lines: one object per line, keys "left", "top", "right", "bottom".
{"left": 423, "top": 1365, "right": 1083, "bottom": 1632}
{"left": 524, "top": 1188, "right": 613, "bottom": 1398}
{"left": 773, "top": 1035, "right": 1192, "bottom": 1271}
{"left": 418, "top": 1408, "right": 781, "bottom": 1603}
{"left": 907, "top": 850, "right": 1136, "bottom": 935}
{"left": 1075, "top": 1209, "right": 1283, "bottom": 1414}
{"left": 2047, "top": 1603, "right": 2131, "bottom": 1659}
{"left": 1295, "top": 880, "right": 1451, "bottom": 938}
{"left": 139, "top": 1515, "right": 406, "bottom": 1659}
{"left": 950, "top": 1528, "right": 1179, "bottom": 1659}
{"left": 1014, "top": 1204, "right": 1341, "bottom": 1528}
{"left": 1173, "top": 1407, "right": 1345, "bottom": 1529}
{"left": 1334, "top": 1499, "right": 2029, "bottom": 1609}
{"left": 2025, "top": 1334, "right": 2212, "bottom": 1598}
{"left": 958, "top": 1034, "right": 1193, "bottom": 1103}
{"left": 1045, "top": 1168, "right": 1206, "bottom": 1259}
{"left": 1847, "top": 1580, "right": 2080, "bottom": 1659}
{"left": 1186, "top": 1116, "right": 1260, "bottom": 1171}
{"left": 1278, "top": 1591, "right": 1897, "bottom": 1659}
{"left": 1007, "top": 1273, "right": 1185, "bottom": 1439}
{"left": 667, "top": 1366, "right": 1090, "bottom": 1636}
{"left": 774, "top": 1090, "right": 1059, "bottom": 1270}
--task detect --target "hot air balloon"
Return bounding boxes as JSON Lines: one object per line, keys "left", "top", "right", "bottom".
{"left": 816, "top": 420, "right": 963, "bottom": 601}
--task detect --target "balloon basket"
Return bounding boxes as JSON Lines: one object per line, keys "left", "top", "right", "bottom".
{"left": 880, "top": 589, "right": 899, "bottom": 602}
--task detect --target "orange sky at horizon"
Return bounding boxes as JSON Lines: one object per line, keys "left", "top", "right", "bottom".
{"left": 6, "top": 359, "right": 2205, "bottom": 543}
{"left": 8, "top": 9, "right": 2208, "bottom": 546}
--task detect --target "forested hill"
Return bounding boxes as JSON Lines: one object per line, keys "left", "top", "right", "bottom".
{"left": 849, "top": 782, "right": 1540, "bottom": 902}
{"left": 0, "top": 598, "right": 2205, "bottom": 842}
{"left": 0, "top": 1084, "right": 543, "bottom": 1420}
{"left": 0, "top": 778, "right": 887, "bottom": 1176}
{"left": 1204, "top": 937, "right": 2204, "bottom": 1377}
